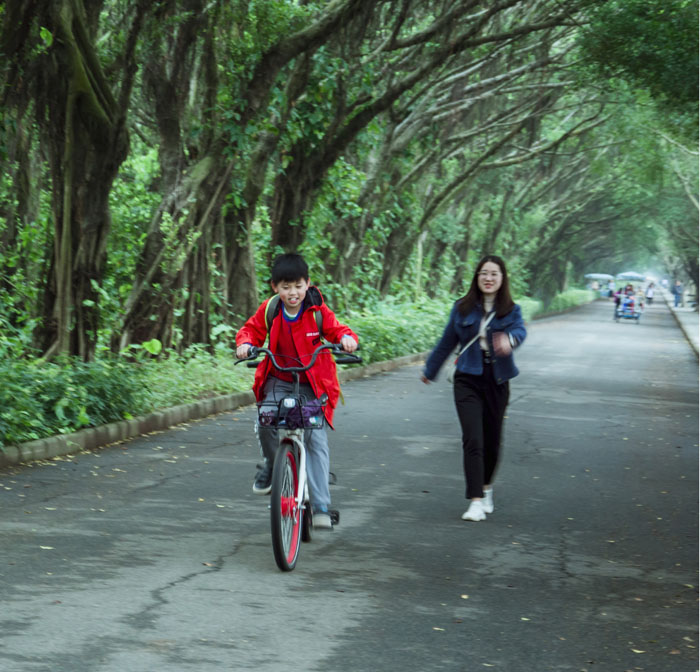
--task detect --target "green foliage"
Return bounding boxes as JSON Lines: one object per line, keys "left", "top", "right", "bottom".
{"left": 517, "top": 298, "right": 545, "bottom": 322}
{"left": 137, "top": 344, "right": 254, "bottom": 411}
{"left": 544, "top": 289, "right": 596, "bottom": 314}
{"left": 350, "top": 298, "right": 450, "bottom": 364}
{"left": 0, "top": 359, "right": 149, "bottom": 449}
{"left": 577, "top": 0, "right": 698, "bottom": 138}
{"left": 4, "top": 0, "right": 695, "bottom": 370}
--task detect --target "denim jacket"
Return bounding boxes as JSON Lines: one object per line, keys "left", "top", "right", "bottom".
{"left": 424, "top": 302, "right": 526, "bottom": 384}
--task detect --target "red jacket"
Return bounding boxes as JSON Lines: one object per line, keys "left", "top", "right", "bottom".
{"left": 235, "top": 287, "right": 358, "bottom": 426}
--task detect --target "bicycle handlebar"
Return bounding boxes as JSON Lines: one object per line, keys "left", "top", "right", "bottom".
{"left": 235, "top": 342, "right": 362, "bottom": 372}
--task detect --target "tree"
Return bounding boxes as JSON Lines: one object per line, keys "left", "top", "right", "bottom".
{"left": 1, "top": 0, "right": 147, "bottom": 359}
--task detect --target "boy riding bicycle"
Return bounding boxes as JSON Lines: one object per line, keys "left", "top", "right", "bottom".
{"left": 235, "top": 253, "right": 358, "bottom": 529}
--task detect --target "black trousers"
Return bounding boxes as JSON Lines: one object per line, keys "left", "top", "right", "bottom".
{"left": 453, "top": 363, "right": 510, "bottom": 500}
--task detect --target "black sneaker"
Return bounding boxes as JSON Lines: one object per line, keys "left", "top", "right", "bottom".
{"left": 252, "top": 462, "right": 272, "bottom": 495}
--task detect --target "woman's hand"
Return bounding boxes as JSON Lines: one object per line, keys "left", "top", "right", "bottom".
{"left": 492, "top": 332, "right": 512, "bottom": 357}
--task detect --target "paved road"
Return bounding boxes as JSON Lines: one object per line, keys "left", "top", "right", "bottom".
{"left": 1, "top": 298, "right": 697, "bottom": 672}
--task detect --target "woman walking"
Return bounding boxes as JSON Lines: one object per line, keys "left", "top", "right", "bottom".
{"left": 421, "top": 255, "right": 526, "bottom": 521}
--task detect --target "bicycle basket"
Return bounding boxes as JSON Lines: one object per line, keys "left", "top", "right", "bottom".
{"left": 257, "top": 397, "right": 326, "bottom": 429}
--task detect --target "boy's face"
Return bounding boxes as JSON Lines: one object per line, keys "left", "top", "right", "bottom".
{"left": 271, "top": 277, "right": 310, "bottom": 314}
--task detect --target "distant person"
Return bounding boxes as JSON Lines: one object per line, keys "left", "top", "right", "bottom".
{"left": 607, "top": 279, "right": 615, "bottom": 298}
{"left": 421, "top": 255, "right": 526, "bottom": 522}
{"left": 645, "top": 283, "right": 655, "bottom": 305}
{"left": 591, "top": 280, "right": 600, "bottom": 291}
{"left": 613, "top": 287, "right": 622, "bottom": 317}
{"left": 672, "top": 280, "right": 683, "bottom": 307}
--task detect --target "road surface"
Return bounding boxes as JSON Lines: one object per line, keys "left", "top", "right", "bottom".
{"left": 1, "top": 298, "right": 697, "bottom": 671}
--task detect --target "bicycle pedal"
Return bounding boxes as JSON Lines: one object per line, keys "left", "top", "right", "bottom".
{"left": 329, "top": 509, "right": 340, "bottom": 525}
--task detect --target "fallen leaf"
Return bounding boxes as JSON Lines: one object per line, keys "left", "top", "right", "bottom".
{"left": 432, "top": 627, "right": 445, "bottom": 632}
{"left": 39, "top": 546, "right": 54, "bottom": 550}
{"left": 631, "top": 649, "right": 645, "bottom": 654}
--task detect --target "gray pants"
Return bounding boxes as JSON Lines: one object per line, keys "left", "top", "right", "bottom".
{"left": 257, "top": 377, "right": 331, "bottom": 511}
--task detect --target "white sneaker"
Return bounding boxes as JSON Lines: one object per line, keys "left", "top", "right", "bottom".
{"left": 461, "top": 500, "right": 486, "bottom": 521}
{"left": 313, "top": 511, "right": 333, "bottom": 529}
{"left": 482, "top": 488, "right": 494, "bottom": 514}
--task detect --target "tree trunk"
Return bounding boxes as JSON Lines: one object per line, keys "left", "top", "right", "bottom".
{"left": 39, "top": 0, "right": 137, "bottom": 360}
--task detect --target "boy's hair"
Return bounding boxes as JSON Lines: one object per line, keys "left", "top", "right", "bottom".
{"left": 271, "top": 253, "right": 309, "bottom": 284}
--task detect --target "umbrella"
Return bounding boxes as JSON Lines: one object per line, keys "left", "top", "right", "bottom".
{"left": 616, "top": 271, "right": 646, "bottom": 282}
{"left": 584, "top": 273, "right": 614, "bottom": 281}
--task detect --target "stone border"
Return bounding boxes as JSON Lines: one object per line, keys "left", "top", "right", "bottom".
{"left": 660, "top": 291, "right": 699, "bottom": 359}
{"left": 0, "top": 353, "right": 428, "bottom": 469}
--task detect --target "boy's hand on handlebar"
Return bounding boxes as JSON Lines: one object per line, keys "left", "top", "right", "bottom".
{"left": 236, "top": 344, "right": 251, "bottom": 359}
{"left": 340, "top": 335, "right": 358, "bottom": 353}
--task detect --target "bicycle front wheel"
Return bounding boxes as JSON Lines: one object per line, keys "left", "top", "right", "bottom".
{"left": 270, "top": 440, "right": 303, "bottom": 571}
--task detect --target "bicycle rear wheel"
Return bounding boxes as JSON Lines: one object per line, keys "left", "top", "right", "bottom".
{"left": 270, "top": 440, "right": 303, "bottom": 571}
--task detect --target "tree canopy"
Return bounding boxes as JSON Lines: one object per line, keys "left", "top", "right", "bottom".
{"left": 0, "top": 0, "right": 697, "bottom": 361}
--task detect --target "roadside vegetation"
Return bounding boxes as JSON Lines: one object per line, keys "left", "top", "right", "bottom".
{"left": 0, "top": 290, "right": 595, "bottom": 450}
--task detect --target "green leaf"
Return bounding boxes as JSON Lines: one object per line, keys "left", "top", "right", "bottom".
{"left": 142, "top": 339, "right": 162, "bottom": 356}
{"left": 39, "top": 27, "right": 53, "bottom": 47}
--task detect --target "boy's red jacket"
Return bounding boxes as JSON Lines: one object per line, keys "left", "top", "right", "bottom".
{"left": 235, "top": 287, "right": 358, "bottom": 426}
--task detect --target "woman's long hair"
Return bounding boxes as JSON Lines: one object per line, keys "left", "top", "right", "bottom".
{"left": 457, "top": 255, "right": 515, "bottom": 317}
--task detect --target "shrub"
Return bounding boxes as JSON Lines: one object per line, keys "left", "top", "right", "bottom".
{"left": 138, "top": 344, "right": 254, "bottom": 411}
{"left": 517, "top": 297, "right": 544, "bottom": 322}
{"left": 0, "top": 359, "right": 148, "bottom": 449}
{"left": 545, "top": 289, "right": 596, "bottom": 314}
{"left": 349, "top": 298, "right": 449, "bottom": 364}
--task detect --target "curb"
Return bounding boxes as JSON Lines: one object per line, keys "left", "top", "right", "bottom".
{"left": 0, "top": 352, "right": 428, "bottom": 470}
{"left": 660, "top": 291, "right": 699, "bottom": 359}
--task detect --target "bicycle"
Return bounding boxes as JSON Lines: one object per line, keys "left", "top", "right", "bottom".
{"left": 235, "top": 342, "right": 362, "bottom": 571}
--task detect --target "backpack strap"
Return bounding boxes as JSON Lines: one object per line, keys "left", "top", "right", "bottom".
{"left": 264, "top": 295, "right": 281, "bottom": 332}
{"left": 264, "top": 294, "right": 323, "bottom": 334}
